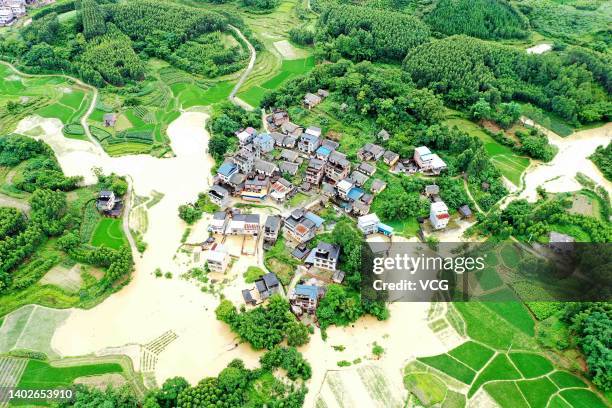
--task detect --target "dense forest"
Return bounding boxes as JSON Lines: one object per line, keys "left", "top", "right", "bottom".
{"left": 404, "top": 35, "right": 611, "bottom": 125}
{"left": 424, "top": 0, "right": 528, "bottom": 40}
{"left": 589, "top": 142, "right": 611, "bottom": 181}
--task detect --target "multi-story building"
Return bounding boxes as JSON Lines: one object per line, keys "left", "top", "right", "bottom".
{"left": 227, "top": 213, "right": 260, "bottom": 235}
{"left": 233, "top": 147, "right": 254, "bottom": 173}
{"left": 305, "top": 158, "right": 325, "bottom": 185}
{"left": 298, "top": 132, "right": 320, "bottom": 155}
{"left": 325, "top": 151, "right": 351, "bottom": 183}
{"left": 241, "top": 175, "right": 269, "bottom": 201}
{"left": 414, "top": 146, "right": 447, "bottom": 174}
{"left": 430, "top": 201, "right": 450, "bottom": 230}
{"left": 306, "top": 242, "right": 340, "bottom": 271}
{"left": 204, "top": 244, "right": 230, "bottom": 273}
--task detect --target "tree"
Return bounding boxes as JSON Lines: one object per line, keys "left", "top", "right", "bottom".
{"left": 178, "top": 204, "right": 202, "bottom": 224}
{"left": 285, "top": 321, "right": 310, "bottom": 347}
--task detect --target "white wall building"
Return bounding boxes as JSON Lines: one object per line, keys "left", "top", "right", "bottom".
{"left": 430, "top": 201, "right": 450, "bottom": 230}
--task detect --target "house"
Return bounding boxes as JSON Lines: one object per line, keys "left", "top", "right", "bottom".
{"left": 305, "top": 126, "right": 322, "bottom": 138}
{"left": 414, "top": 146, "right": 447, "bottom": 174}
{"left": 269, "top": 110, "right": 289, "bottom": 127}
{"left": 317, "top": 89, "right": 330, "bottom": 98}
{"left": 281, "top": 122, "right": 303, "bottom": 137}
{"left": 325, "top": 151, "right": 351, "bottom": 183}
{"left": 279, "top": 161, "right": 299, "bottom": 176}
{"left": 209, "top": 184, "right": 231, "bottom": 207}
{"left": 430, "top": 201, "right": 450, "bottom": 230}
{"left": 298, "top": 133, "right": 320, "bottom": 155}
{"left": 321, "top": 182, "right": 336, "bottom": 198}
{"left": 204, "top": 244, "right": 230, "bottom": 273}
{"left": 304, "top": 92, "right": 322, "bottom": 109}
{"left": 280, "top": 149, "right": 299, "bottom": 163}
{"left": 357, "top": 213, "right": 394, "bottom": 236}
{"left": 264, "top": 215, "right": 282, "bottom": 245}
{"left": 241, "top": 175, "right": 269, "bottom": 201}
{"left": 305, "top": 242, "right": 340, "bottom": 271}
{"left": 254, "top": 159, "right": 278, "bottom": 177}
{"left": 4, "top": 0, "right": 24, "bottom": 15}
{"left": 255, "top": 272, "right": 280, "bottom": 300}
{"left": 321, "top": 139, "right": 339, "bottom": 151}
{"left": 358, "top": 162, "right": 376, "bottom": 177}
{"left": 242, "top": 289, "right": 256, "bottom": 306}
{"left": 227, "top": 172, "right": 246, "bottom": 193}
{"left": 458, "top": 205, "right": 472, "bottom": 218}
{"left": 103, "top": 113, "right": 117, "bottom": 127}
{"left": 233, "top": 147, "right": 255, "bottom": 173}
{"left": 209, "top": 211, "right": 229, "bottom": 234}
{"left": 227, "top": 213, "right": 260, "bottom": 235}
{"left": 378, "top": 129, "right": 390, "bottom": 142}
{"left": 283, "top": 209, "right": 323, "bottom": 243}
{"left": 292, "top": 244, "right": 310, "bottom": 260}
{"left": 235, "top": 127, "right": 257, "bottom": 145}
{"left": 270, "top": 178, "right": 294, "bottom": 202}
{"left": 217, "top": 162, "right": 239, "bottom": 183}
{"left": 370, "top": 179, "right": 387, "bottom": 194}
{"left": 315, "top": 145, "right": 332, "bottom": 161}
{"left": 337, "top": 179, "right": 354, "bottom": 200}
{"left": 383, "top": 150, "right": 400, "bottom": 166}
{"left": 424, "top": 185, "right": 439, "bottom": 197}
{"left": 290, "top": 284, "right": 320, "bottom": 314}
{"left": 361, "top": 193, "right": 373, "bottom": 206}
{"left": 358, "top": 143, "right": 385, "bottom": 161}
{"left": 549, "top": 231, "right": 575, "bottom": 255}
{"left": 350, "top": 170, "right": 369, "bottom": 187}
{"left": 253, "top": 133, "right": 275, "bottom": 153}
{"left": 305, "top": 158, "right": 326, "bottom": 185}
{"left": 351, "top": 200, "right": 370, "bottom": 216}
{"left": 346, "top": 186, "right": 365, "bottom": 203}
{"left": 332, "top": 270, "right": 345, "bottom": 284}
{"left": 271, "top": 132, "right": 297, "bottom": 148}
{"left": 0, "top": 7, "right": 14, "bottom": 25}
{"left": 97, "top": 190, "right": 116, "bottom": 212}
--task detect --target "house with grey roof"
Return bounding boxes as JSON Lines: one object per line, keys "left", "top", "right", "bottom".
{"left": 209, "top": 211, "right": 229, "bottom": 234}
{"left": 305, "top": 242, "right": 340, "bottom": 271}
{"left": 358, "top": 162, "right": 376, "bottom": 176}
{"left": 350, "top": 170, "right": 369, "bottom": 187}
{"left": 378, "top": 129, "right": 390, "bottom": 142}
{"left": 233, "top": 147, "right": 255, "bottom": 173}
{"left": 254, "top": 158, "right": 278, "bottom": 177}
{"left": 255, "top": 272, "right": 280, "bottom": 300}
{"left": 103, "top": 113, "right": 117, "bottom": 127}
{"left": 241, "top": 175, "right": 269, "bottom": 201}
{"left": 279, "top": 161, "right": 299, "bottom": 176}
{"left": 306, "top": 158, "right": 326, "bottom": 185}
{"left": 264, "top": 215, "right": 282, "bottom": 246}
{"left": 304, "top": 92, "right": 322, "bottom": 109}
{"left": 358, "top": 143, "right": 385, "bottom": 161}
{"left": 325, "top": 151, "right": 351, "bottom": 183}
{"left": 298, "top": 132, "right": 321, "bottom": 155}
{"left": 227, "top": 212, "right": 260, "bottom": 235}
{"left": 425, "top": 184, "right": 440, "bottom": 197}
{"left": 209, "top": 184, "right": 230, "bottom": 207}
{"left": 371, "top": 179, "right": 387, "bottom": 194}
{"left": 281, "top": 122, "right": 303, "bottom": 137}
{"left": 383, "top": 150, "right": 400, "bottom": 166}
{"left": 283, "top": 208, "right": 324, "bottom": 243}
{"left": 280, "top": 149, "right": 299, "bottom": 162}
{"left": 271, "top": 132, "right": 297, "bottom": 148}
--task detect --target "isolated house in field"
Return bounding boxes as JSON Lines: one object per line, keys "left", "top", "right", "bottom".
{"left": 325, "top": 151, "right": 351, "bottom": 183}
{"left": 458, "top": 205, "right": 472, "bottom": 218}
{"left": 370, "top": 179, "right": 387, "bottom": 194}
{"left": 103, "top": 113, "right": 117, "bottom": 127}
{"left": 253, "top": 133, "right": 275, "bottom": 154}
{"left": 383, "top": 150, "right": 400, "bottom": 167}
{"left": 281, "top": 122, "right": 303, "bottom": 137}
{"left": 304, "top": 93, "right": 322, "bottom": 109}
{"left": 306, "top": 242, "right": 340, "bottom": 271}
{"left": 549, "top": 231, "right": 575, "bottom": 255}
{"left": 306, "top": 158, "right": 326, "bottom": 185}
{"left": 97, "top": 190, "right": 122, "bottom": 217}
{"left": 298, "top": 132, "right": 321, "bottom": 155}
{"left": 358, "top": 143, "right": 385, "bottom": 162}
{"left": 290, "top": 284, "right": 320, "bottom": 314}
{"left": 255, "top": 272, "right": 280, "bottom": 300}
{"left": 204, "top": 244, "right": 230, "bottom": 273}
{"left": 317, "top": 89, "right": 330, "bottom": 98}
{"left": 430, "top": 201, "right": 450, "bottom": 230}
{"left": 209, "top": 211, "right": 229, "bottom": 234}
{"left": 227, "top": 213, "right": 260, "bottom": 235}
{"left": 264, "top": 215, "right": 281, "bottom": 246}
{"left": 209, "top": 184, "right": 230, "bottom": 207}
{"left": 241, "top": 175, "right": 269, "bottom": 201}
{"left": 217, "top": 162, "right": 239, "bottom": 184}
{"left": 414, "top": 146, "right": 447, "bottom": 175}
{"left": 233, "top": 147, "right": 255, "bottom": 173}
{"left": 270, "top": 178, "right": 294, "bottom": 202}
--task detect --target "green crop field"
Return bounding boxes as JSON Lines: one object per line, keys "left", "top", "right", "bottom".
{"left": 91, "top": 218, "right": 127, "bottom": 250}
{"left": 509, "top": 352, "right": 553, "bottom": 378}
{"left": 474, "top": 266, "right": 504, "bottom": 291}
{"left": 447, "top": 341, "right": 494, "bottom": 371}
{"left": 549, "top": 371, "right": 588, "bottom": 388}
{"left": 469, "top": 354, "right": 521, "bottom": 396}
{"left": 403, "top": 372, "right": 446, "bottom": 405}
{"left": 517, "top": 377, "right": 558, "bottom": 408}
{"left": 559, "top": 389, "right": 608, "bottom": 408}
{"left": 17, "top": 360, "right": 123, "bottom": 389}
{"left": 483, "top": 382, "right": 529, "bottom": 408}
{"left": 417, "top": 354, "right": 476, "bottom": 384}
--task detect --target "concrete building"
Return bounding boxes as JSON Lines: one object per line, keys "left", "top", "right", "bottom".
{"left": 325, "top": 151, "right": 351, "bottom": 183}
{"left": 209, "top": 184, "right": 231, "bottom": 207}
{"left": 217, "top": 162, "right": 239, "bottom": 183}
{"left": 305, "top": 158, "right": 326, "bottom": 185}
{"left": 227, "top": 213, "right": 260, "bottom": 235}
{"left": 430, "top": 201, "right": 450, "bottom": 230}
{"left": 204, "top": 244, "right": 230, "bottom": 273}
{"left": 414, "top": 146, "right": 447, "bottom": 174}
{"left": 305, "top": 242, "right": 340, "bottom": 271}
{"left": 209, "top": 211, "right": 229, "bottom": 234}
{"left": 264, "top": 215, "right": 281, "bottom": 245}
{"left": 298, "top": 132, "right": 320, "bottom": 155}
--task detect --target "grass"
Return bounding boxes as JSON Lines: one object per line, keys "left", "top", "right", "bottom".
{"left": 549, "top": 371, "right": 587, "bottom": 388}
{"left": 263, "top": 236, "right": 299, "bottom": 285}
{"left": 17, "top": 359, "right": 123, "bottom": 389}
{"left": 474, "top": 266, "right": 504, "bottom": 291}
{"left": 480, "top": 299, "right": 535, "bottom": 336}
{"left": 483, "top": 381, "right": 529, "bottom": 408}
{"left": 382, "top": 217, "right": 420, "bottom": 238}
{"left": 287, "top": 192, "right": 310, "bottom": 208}
{"left": 499, "top": 244, "right": 522, "bottom": 268}
{"left": 244, "top": 266, "right": 266, "bottom": 283}
{"left": 469, "top": 354, "right": 522, "bottom": 397}
{"left": 403, "top": 372, "right": 447, "bottom": 405}
{"left": 441, "top": 390, "right": 466, "bottom": 408}
{"left": 444, "top": 113, "right": 529, "bottom": 186}
{"left": 509, "top": 352, "right": 553, "bottom": 378}
{"left": 91, "top": 218, "right": 127, "bottom": 250}
{"left": 517, "top": 377, "right": 558, "bottom": 408}
{"left": 417, "top": 354, "right": 476, "bottom": 384}
{"left": 447, "top": 341, "right": 494, "bottom": 371}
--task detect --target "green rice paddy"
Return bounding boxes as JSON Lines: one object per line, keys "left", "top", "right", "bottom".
{"left": 17, "top": 359, "right": 123, "bottom": 389}
{"left": 91, "top": 218, "right": 127, "bottom": 250}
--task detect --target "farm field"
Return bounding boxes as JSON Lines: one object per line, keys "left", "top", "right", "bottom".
{"left": 444, "top": 113, "right": 530, "bottom": 186}
{"left": 17, "top": 359, "right": 124, "bottom": 389}
{"left": 91, "top": 218, "right": 127, "bottom": 250}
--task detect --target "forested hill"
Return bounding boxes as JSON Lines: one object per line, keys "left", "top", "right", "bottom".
{"left": 404, "top": 35, "right": 611, "bottom": 125}
{"left": 424, "top": 0, "right": 529, "bottom": 40}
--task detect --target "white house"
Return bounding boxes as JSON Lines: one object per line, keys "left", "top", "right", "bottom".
{"left": 204, "top": 244, "right": 230, "bottom": 273}
{"left": 414, "top": 146, "right": 447, "bottom": 174}
{"left": 357, "top": 213, "right": 394, "bottom": 236}
{"left": 336, "top": 179, "right": 354, "bottom": 200}
{"left": 0, "top": 7, "right": 14, "bottom": 25}
{"left": 430, "top": 201, "right": 450, "bottom": 230}
{"left": 305, "top": 242, "right": 340, "bottom": 271}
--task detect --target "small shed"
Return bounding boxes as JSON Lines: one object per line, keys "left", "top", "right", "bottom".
{"left": 103, "top": 113, "right": 117, "bottom": 127}
{"left": 458, "top": 205, "right": 472, "bottom": 218}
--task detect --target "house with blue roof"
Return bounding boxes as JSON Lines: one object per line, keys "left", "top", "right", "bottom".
{"left": 315, "top": 145, "right": 332, "bottom": 160}
{"left": 290, "top": 284, "right": 320, "bottom": 314}
{"left": 253, "top": 133, "right": 275, "bottom": 153}
{"left": 217, "top": 162, "right": 238, "bottom": 183}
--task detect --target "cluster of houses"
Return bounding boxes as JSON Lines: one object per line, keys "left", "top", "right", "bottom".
{"left": 0, "top": 0, "right": 25, "bottom": 26}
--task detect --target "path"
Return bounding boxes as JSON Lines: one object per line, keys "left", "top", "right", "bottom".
{"left": 228, "top": 25, "right": 257, "bottom": 111}
{"left": 463, "top": 178, "right": 484, "bottom": 215}
{"left": 0, "top": 193, "right": 29, "bottom": 213}
{"left": 122, "top": 178, "right": 138, "bottom": 257}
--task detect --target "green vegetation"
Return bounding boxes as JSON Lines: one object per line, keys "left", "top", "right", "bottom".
{"left": 403, "top": 373, "right": 446, "bottom": 405}
{"left": 418, "top": 354, "right": 476, "bottom": 384}
{"left": 517, "top": 377, "right": 558, "bottom": 408}
{"left": 483, "top": 382, "right": 529, "bottom": 408}
{"left": 589, "top": 142, "right": 611, "bottom": 181}
{"left": 447, "top": 341, "right": 494, "bottom": 371}
{"left": 243, "top": 266, "right": 265, "bottom": 283}
{"left": 425, "top": 0, "right": 528, "bottom": 40}
{"left": 509, "top": 352, "right": 554, "bottom": 377}
{"left": 18, "top": 359, "right": 123, "bottom": 389}
{"left": 469, "top": 354, "right": 521, "bottom": 396}
{"left": 91, "top": 218, "right": 127, "bottom": 250}
{"left": 263, "top": 236, "right": 299, "bottom": 285}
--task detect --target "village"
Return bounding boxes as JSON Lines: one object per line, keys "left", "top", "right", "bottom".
{"left": 0, "top": 0, "right": 53, "bottom": 26}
